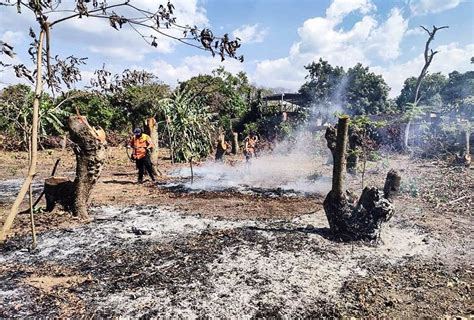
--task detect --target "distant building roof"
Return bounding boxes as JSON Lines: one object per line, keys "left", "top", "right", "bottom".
{"left": 262, "top": 93, "right": 306, "bottom": 106}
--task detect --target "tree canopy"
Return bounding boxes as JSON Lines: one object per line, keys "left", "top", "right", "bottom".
{"left": 299, "top": 59, "right": 390, "bottom": 116}
{"left": 396, "top": 73, "right": 447, "bottom": 111}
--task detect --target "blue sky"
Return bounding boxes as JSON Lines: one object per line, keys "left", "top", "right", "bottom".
{"left": 1, "top": 0, "right": 473, "bottom": 97}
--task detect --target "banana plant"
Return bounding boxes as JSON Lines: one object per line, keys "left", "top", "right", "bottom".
{"left": 160, "top": 86, "right": 215, "bottom": 162}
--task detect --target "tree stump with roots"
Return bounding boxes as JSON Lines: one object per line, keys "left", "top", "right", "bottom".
{"left": 323, "top": 117, "right": 401, "bottom": 242}
{"left": 44, "top": 116, "right": 106, "bottom": 217}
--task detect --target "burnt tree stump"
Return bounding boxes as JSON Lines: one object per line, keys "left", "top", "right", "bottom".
{"left": 323, "top": 117, "right": 401, "bottom": 242}
{"left": 43, "top": 117, "right": 106, "bottom": 217}
{"left": 44, "top": 177, "right": 74, "bottom": 212}
{"left": 232, "top": 132, "right": 239, "bottom": 155}
{"left": 69, "top": 116, "right": 107, "bottom": 218}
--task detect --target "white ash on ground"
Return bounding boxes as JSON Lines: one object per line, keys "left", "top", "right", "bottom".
{"left": 1, "top": 205, "right": 464, "bottom": 318}
{"left": 0, "top": 178, "right": 44, "bottom": 203}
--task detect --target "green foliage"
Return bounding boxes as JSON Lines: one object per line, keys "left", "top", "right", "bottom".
{"left": 60, "top": 90, "right": 121, "bottom": 131}
{"left": 345, "top": 63, "right": 390, "bottom": 115}
{"left": 39, "top": 98, "right": 70, "bottom": 136}
{"left": 111, "top": 82, "right": 170, "bottom": 128}
{"left": 349, "top": 114, "right": 386, "bottom": 130}
{"left": 180, "top": 67, "right": 255, "bottom": 130}
{"left": 300, "top": 59, "right": 390, "bottom": 116}
{"left": 299, "top": 58, "right": 345, "bottom": 106}
{"left": 242, "top": 122, "right": 259, "bottom": 138}
{"left": 0, "top": 84, "right": 69, "bottom": 148}
{"left": 396, "top": 73, "right": 447, "bottom": 111}
{"left": 162, "top": 87, "right": 215, "bottom": 162}
{"left": 401, "top": 102, "right": 428, "bottom": 122}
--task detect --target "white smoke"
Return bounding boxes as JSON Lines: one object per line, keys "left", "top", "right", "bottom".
{"left": 170, "top": 125, "right": 332, "bottom": 196}
{"left": 165, "top": 78, "right": 357, "bottom": 195}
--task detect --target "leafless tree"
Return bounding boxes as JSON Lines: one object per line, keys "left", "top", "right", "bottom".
{"left": 403, "top": 25, "right": 448, "bottom": 151}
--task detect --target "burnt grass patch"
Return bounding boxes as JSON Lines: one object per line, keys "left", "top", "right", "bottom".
{"left": 1, "top": 226, "right": 346, "bottom": 317}
{"left": 1, "top": 204, "right": 471, "bottom": 318}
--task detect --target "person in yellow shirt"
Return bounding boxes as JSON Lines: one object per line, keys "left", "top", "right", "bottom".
{"left": 128, "top": 128, "right": 156, "bottom": 183}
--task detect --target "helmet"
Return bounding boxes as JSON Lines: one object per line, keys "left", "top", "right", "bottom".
{"left": 133, "top": 128, "right": 142, "bottom": 135}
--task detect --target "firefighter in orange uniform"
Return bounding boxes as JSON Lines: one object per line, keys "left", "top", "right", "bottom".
{"left": 128, "top": 128, "right": 156, "bottom": 183}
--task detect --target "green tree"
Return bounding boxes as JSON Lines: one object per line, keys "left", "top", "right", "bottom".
{"left": 180, "top": 67, "right": 254, "bottom": 130}
{"left": 299, "top": 58, "right": 345, "bottom": 107}
{"left": 0, "top": 84, "right": 67, "bottom": 149}
{"left": 299, "top": 59, "right": 390, "bottom": 115}
{"left": 441, "top": 71, "right": 474, "bottom": 104}
{"left": 396, "top": 73, "right": 447, "bottom": 111}
{"left": 345, "top": 63, "right": 390, "bottom": 115}
{"left": 58, "top": 90, "right": 122, "bottom": 131}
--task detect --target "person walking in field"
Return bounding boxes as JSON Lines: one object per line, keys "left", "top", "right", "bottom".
{"left": 128, "top": 128, "right": 156, "bottom": 183}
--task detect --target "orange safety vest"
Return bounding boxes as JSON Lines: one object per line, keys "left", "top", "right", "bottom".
{"left": 129, "top": 134, "right": 153, "bottom": 160}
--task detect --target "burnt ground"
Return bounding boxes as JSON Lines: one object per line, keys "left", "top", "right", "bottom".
{"left": 0, "top": 147, "right": 472, "bottom": 318}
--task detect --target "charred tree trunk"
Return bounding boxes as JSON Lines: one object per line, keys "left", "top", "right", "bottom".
{"left": 69, "top": 116, "right": 107, "bottom": 218}
{"left": 461, "top": 128, "right": 471, "bottom": 167}
{"left": 215, "top": 133, "right": 227, "bottom": 161}
{"left": 144, "top": 117, "right": 161, "bottom": 175}
{"left": 323, "top": 117, "right": 401, "bottom": 242}
{"left": 232, "top": 132, "right": 239, "bottom": 155}
{"left": 331, "top": 117, "right": 349, "bottom": 197}
{"left": 325, "top": 123, "right": 361, "bottom": 172}
{"left": 44, "top": 177, "right": 74, "bottom": 212}
{"left": 325, "top": 125, "right": 337, "bottom": 159}
{"left": 144, "top": 117, "right": 159, "bottom": 162}
{"left": 383, "top": 169, "right": 401, "bottom": 201}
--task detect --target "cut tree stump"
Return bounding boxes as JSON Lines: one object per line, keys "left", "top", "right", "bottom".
{"left": 323, "top": 116, "right": 401, "bottom": 242}
{"left": 68, "top": 116, "right": 107, "bottom": 218}
{"left": 232, "top": 132, "right": 239, "bottom": 155}
{"left": 43, "top": 116, "right": 106, "bottom": 217}
{"left": 44, "top": 177, "right": 74, "bottom": 212}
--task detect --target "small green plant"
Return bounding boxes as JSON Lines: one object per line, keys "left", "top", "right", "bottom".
{"left": 400, "top": 178, "right": 420, "bottom": 197}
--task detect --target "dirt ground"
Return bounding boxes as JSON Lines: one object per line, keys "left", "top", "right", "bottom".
{"left": 0, "top": 146, "right": 472, "bottom": 317}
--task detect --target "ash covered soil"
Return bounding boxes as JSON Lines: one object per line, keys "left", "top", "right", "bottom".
{"left": 0, "top": 148, "right": 472, "bottom": 318}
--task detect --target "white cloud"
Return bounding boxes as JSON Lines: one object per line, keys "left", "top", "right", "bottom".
{"left": 253, "top": 58, "right": 303, "bottom": 91}
{"left": 326, "top": 0, "right": 376, "bottom": 21}
{"left": 406, "top": 27, "right": 426, "bottom": 36}
{"left": 253, "top": 0, "right": 409, "bottom": 92}
{"left": 232, "top": 24, "right": 268, "bottom": 44}
{"left": 1, "top": 31, "right": 25, "bottom": 47}
{"left": 409, "top": 0, "right": 461, "bottom": 16}
{"left": 365, "top": 8, "right": 408, "bottom": 61}
{"left": 89, "top": 46, "right": 146, "bottom": 62}
{"left": 372, "top": 43, "right": 474, "bottom": 97}
{"left": 150, "top": 55, "right": 245, "bottom": 86}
